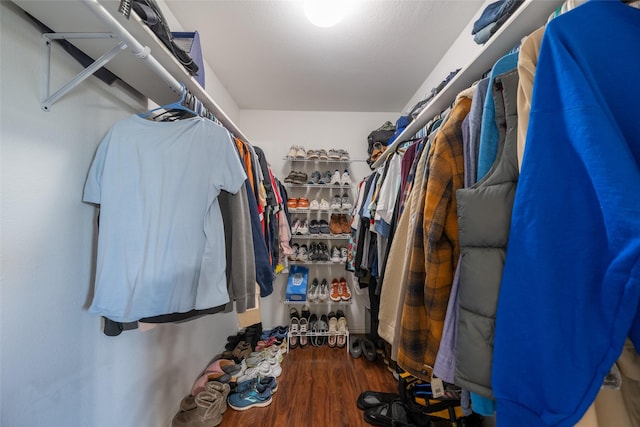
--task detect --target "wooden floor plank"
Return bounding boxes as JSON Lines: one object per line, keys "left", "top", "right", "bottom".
{"left": 219, "top": 339, "right": 398, "bottom": 426}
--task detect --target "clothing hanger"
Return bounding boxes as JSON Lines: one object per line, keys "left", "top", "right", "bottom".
{"left": 138, "top": 82, "right": 198, "bottom": 119}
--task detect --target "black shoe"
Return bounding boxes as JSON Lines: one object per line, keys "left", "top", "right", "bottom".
{"left": 362, "top": 339, "right": 377, "bottom": 362}
{"left": 363, "top": 399, "right": 414, "bottom": 426}
{"left": 357, "top": 391, "right": 401, "bottom": 410}
{"left": 350, "top": 337, "right": 362, "bottom": 358}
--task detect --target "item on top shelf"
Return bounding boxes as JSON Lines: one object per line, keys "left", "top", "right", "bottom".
{"left": 330, "top": 194, "right": 342, "bottom": 210}
{"left": 339, "top": 150, "right": 350, "bottom": 161}
{"left": 309, "top": 199, "right": 320, "bottom": 210}
{"left": 319, "top": 198, "right": 330, "bottom": 210}
{"left": 318, "top": 149, "right": 328, "bottom": 160}
{"left": 307, "top": 170, "right": 321, "bottom": 184}
{"left": 330, "top": 169, "right": 342, "bottom": 185}
{"left": 306, "top": 149, "right": 319, "bottom": 159}
{"left": 328, "top": 149, "right": 341, "bottom": 160}
{"left": 295, "top": 146, "right": 307, "bottom": 159}
{"left": 286, "top": 265, "right": 308, "bottom": 302}
{"left": 341, "top": 169, "right": 351, "bottom": 186}
{"left": 297, "top": 197, "right": 310, "bottom": 208}
{"left": 341, "top": 193, "right": 352, "bottom": 210}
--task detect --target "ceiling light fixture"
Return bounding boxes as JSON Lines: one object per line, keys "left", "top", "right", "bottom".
{"left": 303, "top": 0, "right": 349, "bottom": 28}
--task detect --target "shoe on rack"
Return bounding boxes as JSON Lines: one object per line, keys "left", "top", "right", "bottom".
{"left": 298, "top": 244, "right": 309, "bottom": 262}
{"left": 309, "top": 199, "right": 320, "bottom": 210}
{"left": 327, "top": 312, "right": 338, "bottom": 348}
{"left": 330, "top": 247, "right": 341, "bottom": 263}
{"left": 321, "top": 243, "right": 331, "bottom": 261}
{"left": 308, "top": 242, "right": 318, "bottom": 261}
{"left": 287, "top": 145, "right": 298, "bottom": 159}
{"left": 309, "top": 220, "right": 320, "bottom": 235}
{"left": 287, "top": 198, "right": 298, "bottom": 210}
{"left": 300, "top": 307, "right": 311, "bottom": 348}
{"left": 297, "top": 198, "right": 310, "bottom": 208}
{"left": 289, "top": 308, "right": 300, "bottom": 349}
{"left": 340, "top": 246, "right": 348, "bottom": 263}
{"left": 307, "top": 149, "right": 318, "bottom": 159}
{"left": 290, "top": 219, "right": 301, "bottom": 234}
{"left": 307, "top": 170, "right": 321, "bottom": 184}
{"left": 330, "top": 169, "right": 342, "bottom": 185}
{"left": 318, "top": 219, "right": 330, "bottom": 235}
{"left": 339, "top": 214, "right": 351, "bottom": 234}
{"left": 319, "top": 170, "right": 332, "bottom": 184}
{"left": 340, "top": 277, "right": 351, "bottom": 301}
{"left": 328, "top": 149, "right": 341, "bottom": 160}
{"left": 284, "top": 171, "right": 298, "bottom": 184}
{"left": 227, "top": 386, "right": 273, "bottom": 411}
{"left": 307, "top": 278, "right": 319, "bottom": 302}
{"left": 297, "top": 220, "right": 309, "bottom": 235}
{"left": 318, "top": 149, "right": 328, "bottom": 160}
{"left": 341, "top": 169, "right": 351, "bottom": 186}
{"left": 292, "top": 171, "right": 308, "bottom": 185}
{"left": 337, "top": 310, "right": 348, "bottom": 348}
{"left": 330, "top": 194, "right": 342, "bottom": 210}
{"left": 319, "top": 198, "right": 330, "bottom": 210}
{"left": 339, "top": 150, "right": 350, "bottom": 161}
{"left": 329, "top": 214, "right": 342, "bottom": 235}
{"left": 330, "top": 279, "right": 341, "bottom": 301}
{"left": 295, "top": 146, "right": 307, "bottom": 159}
{"left": 289, "top": 244, "right": 299, "bottom": 261}
{"left": 341, "top": 194, "right": 352, "bottom": 210}
{"left": 319, "top": 279, "right": 329, "bottom": 302}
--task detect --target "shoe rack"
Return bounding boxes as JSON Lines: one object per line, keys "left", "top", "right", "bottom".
{"left": 283, "top": 152, "right": 354, "bottom": 308}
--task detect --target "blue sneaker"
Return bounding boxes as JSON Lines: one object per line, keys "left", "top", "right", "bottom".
{"left": 235, "top": 376, "right": 278, "bottom": 394}
{"left": 227, "top": 387, "right": 272, "bottom": 411}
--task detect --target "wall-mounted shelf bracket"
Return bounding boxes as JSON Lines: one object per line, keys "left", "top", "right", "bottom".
{"left": 41, "top": 32, "right": 127, "bottom": 111}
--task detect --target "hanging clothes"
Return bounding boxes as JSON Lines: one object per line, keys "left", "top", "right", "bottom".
{"left": 493, "top": 2, "right": 640, "bottom": 425}
{"left": 397, "top": 92, "right": 472, "bottom": 381}
{"left": 83, "top": 115, "right": 247, "bottom": 322}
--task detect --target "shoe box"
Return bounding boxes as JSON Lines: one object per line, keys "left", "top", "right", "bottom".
{"left": 286, "top": 265, "right": 309, "bottom": 302}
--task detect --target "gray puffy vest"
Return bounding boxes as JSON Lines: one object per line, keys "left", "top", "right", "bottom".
{"left": 454, "top": 69, "right": 519, "bottom": 398}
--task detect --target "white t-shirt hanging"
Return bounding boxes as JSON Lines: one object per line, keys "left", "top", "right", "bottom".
{"left": 83, "top": 115, "right": 247, "bottom": 322}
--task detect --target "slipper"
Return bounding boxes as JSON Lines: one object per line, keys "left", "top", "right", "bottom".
{"left": 349, "top": 338, "right": 363, "bottom": 359}
{"left": 363, "top": 399, "right": 412, "bottom": 427}
{"left": 356, "top": 391, "right": 401, "bottom": 410}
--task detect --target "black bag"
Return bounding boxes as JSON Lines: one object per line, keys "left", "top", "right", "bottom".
{"left": 132, "top": 0, "right": 199, "bottom": 76}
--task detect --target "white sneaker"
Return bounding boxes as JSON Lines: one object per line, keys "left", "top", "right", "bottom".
{"left": 330, "top": 169, "right": 342, "bottom": 185}
{"left": 291, "top": 219, "right": 301, "bottom": 234}
{"left": 298, "top": 244, "right": 309, "bottom": 262}
{"left": 297, "top": 220, "right": 309, "bottom": 235}
{"left": 330, "top": 246, "right": 341, "bottom": 263}
{"left": 319, "top": 199, "right": 330, "bottom": 210}
{"left": 341, "top": 193, "right": 352, "bottom": 210}
{"left": 341, "top": 170, "right": 351, "bottom": 186}
{"left": 340, "top": 246, "right": 348, "bottom": 262}
{"left": 330, "top": 195, "right": 342, "bottom": 210}
{"left": 309, "top": 199, "right": 320, "bottom": 210}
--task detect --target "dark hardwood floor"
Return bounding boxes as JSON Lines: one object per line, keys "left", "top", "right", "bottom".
{"left": 218, "top": 337, "right": 398, "bottom": 426}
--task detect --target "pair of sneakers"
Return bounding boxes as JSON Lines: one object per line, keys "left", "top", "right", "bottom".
{"left": 291, "top": 219, "right": 309, "bottom": 235}
{"left": 308, "top": 242, "right": 330, "bottom": 261}
{"left": 330, "top": 169, "right": 351, "bottom": 186}
{"left": 330, "top": 246, "right": 348, "bottom": 263}
{"left": 330, "top": 194, "right": 352, "bottom": 210}
{"left": 309, "top": 198, "right": 331, "bottom": 210}
{"left": 289, "top": 244, "right": 309, "bottom": 262}
{"left": 307, "top": 278, "right": 329, "bottom": 302}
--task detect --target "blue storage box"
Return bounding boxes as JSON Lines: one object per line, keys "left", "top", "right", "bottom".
{"left": 172, "top": 31, "right": 205, "bottom": 88}
{"left": 286, "top": 265, "right": 308, "bottom": 302}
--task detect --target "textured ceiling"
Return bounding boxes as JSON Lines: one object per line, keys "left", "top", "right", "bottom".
{"left": 166, "top": 1, "right": 485, "bottom": 112}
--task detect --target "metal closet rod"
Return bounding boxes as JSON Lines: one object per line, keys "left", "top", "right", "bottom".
{"left": 80, "top": 0, "right": 251, "bottom": 143}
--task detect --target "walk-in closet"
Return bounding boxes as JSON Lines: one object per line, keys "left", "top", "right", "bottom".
{"left": 2, "top": 1, "right": 639, "bottom": 426}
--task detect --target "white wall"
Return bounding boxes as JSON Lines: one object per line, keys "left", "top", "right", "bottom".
{"left": 0, "top": 3, "right": 240, "bottom": 426}
{"left": 238, "top": 109, "right": 396, "bottom": 334}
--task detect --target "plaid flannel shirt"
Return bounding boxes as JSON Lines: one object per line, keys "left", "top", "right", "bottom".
{"left": 398, "top": 95, "right": 472, "bottom": 381}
